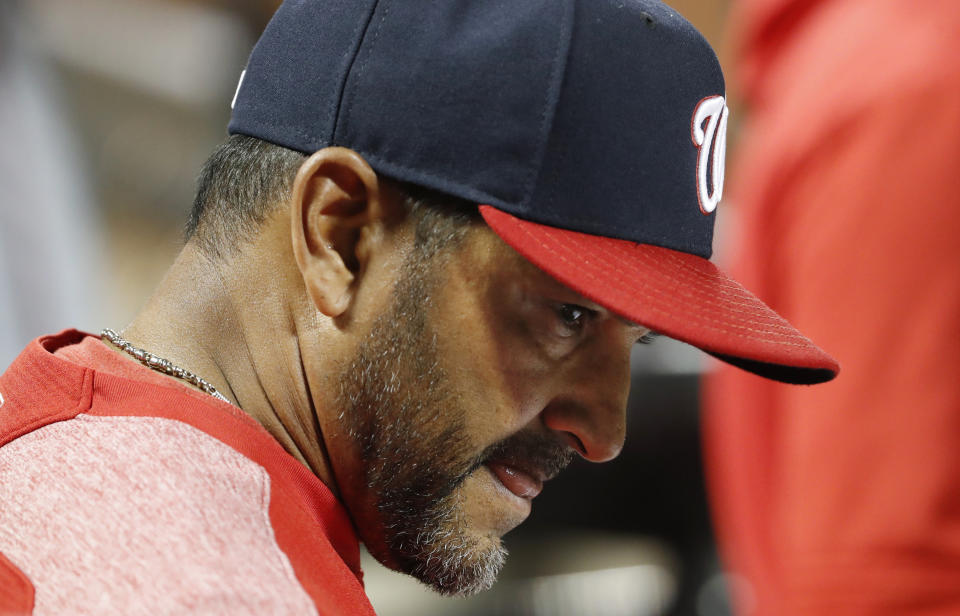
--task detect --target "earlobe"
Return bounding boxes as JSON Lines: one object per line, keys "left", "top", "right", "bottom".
{"left": 302, "top": 259, "right": 354, "bottom": 317}
{"left": 290, "top": 147, "right": 383, "bottom": 318}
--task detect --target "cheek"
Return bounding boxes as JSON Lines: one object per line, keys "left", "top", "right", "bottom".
{"left": 437, "top": 299, "right": 554, "bottom": 443}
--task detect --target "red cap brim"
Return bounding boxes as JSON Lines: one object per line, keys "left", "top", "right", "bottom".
{"left": 480, "top": 206, "right": 838, "bottom": 384}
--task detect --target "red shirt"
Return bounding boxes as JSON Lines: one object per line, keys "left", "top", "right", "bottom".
{"left": 0, "top": 330, "right": 376, "bottom": 615}
{"left": 705, "top": 1, "right": 960, "bottom": 613}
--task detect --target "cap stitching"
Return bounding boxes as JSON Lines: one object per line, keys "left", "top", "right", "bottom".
{"left": 606, "top": 260, "right": 809, "bottom": 340}
{"left": 600, "top": 240, "right": 748, "bottom": 296}
{"left": 514, "top": 224, "right": 815, "bottom": 347}
{"left": 519, "top": 0, "right": 575, "bottom": 209}
{"left": 329, "top": 0, "right": 383, "bottom": 145}
{"left": 561, "top": 248, "right": 813, "bottom": 346}
{"left": 655, "top": 248, "right": 757, "bottom": 293}
{"left": 629, "top": 253, "right": 797, "bottom": 331}
{"left": 362, "top": 152, "right": 511, "bottom": 210}
{"left": 519, "top": 217, "right": 790, "bottom": 315}
{"left": 481, "top": 207, "right": 777, "bottom": 324}
{"left": 590, "top": 240, "right": 806, "bottom": 334}
{"left": 497, "top": 206, "right": 711, "bottom": 257}
{"left": 334, "top": 0, "right": 393, "bottom": 145}
{"left": 232, "top": 118, "right": 319, "bottom": 149}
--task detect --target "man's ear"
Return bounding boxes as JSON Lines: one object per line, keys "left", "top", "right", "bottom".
{"left": 290, "top": 147, "right": 395, "bottom": 317}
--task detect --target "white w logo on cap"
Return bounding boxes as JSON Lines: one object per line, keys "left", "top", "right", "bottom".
{"left": 691, "top": 95, "right": 729, "bottom": 214}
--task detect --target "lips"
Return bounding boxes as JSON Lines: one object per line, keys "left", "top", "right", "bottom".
{"left": 477, "top": 431, "right": 574, "bottom": 502}
{"left": 486, "top": 461, "right": 544, "bottom": 499}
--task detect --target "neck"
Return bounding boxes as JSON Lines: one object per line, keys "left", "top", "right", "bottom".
{"left": 120, "top": 240, "right": 338, "bottom": 495}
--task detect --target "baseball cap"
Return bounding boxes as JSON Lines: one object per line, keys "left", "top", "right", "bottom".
{"left": 229, "top": 0, "right": 839, "bottom": 385}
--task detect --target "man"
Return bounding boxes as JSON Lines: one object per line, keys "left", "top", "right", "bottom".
{"left": 0, "top": 1, "right": 837, "bottom": 614}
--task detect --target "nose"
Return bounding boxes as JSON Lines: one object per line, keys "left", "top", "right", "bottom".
{"left": 540, "top": 342, "right": 632, "bottom": 463}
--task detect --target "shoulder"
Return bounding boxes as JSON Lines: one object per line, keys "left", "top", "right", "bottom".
{"left": 0, "top": 413, "right": 321, "bottom": 615}
{"left": 0, "top": 333, "right": 374, "bottom": 615}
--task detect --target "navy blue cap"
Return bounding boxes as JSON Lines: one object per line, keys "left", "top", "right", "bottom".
{"left": 229, "top": 0, "right": 839, "bottom": 384}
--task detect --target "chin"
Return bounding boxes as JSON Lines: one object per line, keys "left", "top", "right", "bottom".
{"left": 369, "top": 488, "right": 510, "bottom": 596}
{"left": 409, "top": 531, "right": 508, "bottom": 597}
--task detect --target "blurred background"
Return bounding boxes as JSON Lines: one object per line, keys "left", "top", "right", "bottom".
{"left": 0, "top": 1, "right": 739, "bottom": 614}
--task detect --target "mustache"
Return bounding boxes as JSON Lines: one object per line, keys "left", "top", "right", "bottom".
{"left": 463, "top": 430, "right": 576, "bottom": 484}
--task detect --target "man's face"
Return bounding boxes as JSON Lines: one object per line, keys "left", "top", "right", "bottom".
{"left": 334, "top": 225, "right": 644, "bottom": 595}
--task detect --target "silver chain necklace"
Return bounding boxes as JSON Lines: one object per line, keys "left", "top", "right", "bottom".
{"left": 100, "top": 328, "right": 230, "bottom": 403}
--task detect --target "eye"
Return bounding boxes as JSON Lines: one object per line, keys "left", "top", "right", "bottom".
{"left": 553, "top": 303, "right": 591, "bottom": 337}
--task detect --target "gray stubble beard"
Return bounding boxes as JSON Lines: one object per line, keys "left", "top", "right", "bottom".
{"left": 335, "top": 252, "right": 507, "bottom": 596}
